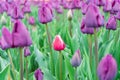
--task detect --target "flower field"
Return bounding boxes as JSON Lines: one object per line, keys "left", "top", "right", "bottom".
{"left": 0, "top": 0, "right": 120, "bottom": 80}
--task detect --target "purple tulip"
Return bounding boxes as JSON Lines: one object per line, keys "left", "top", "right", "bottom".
{"left": 80, "top": 18, "right": 94, "bottom": 34}
{"left": 115, "top": 11, "right": 120, "bottom": 20}
{"left": 2, "top": 20, "right": 32, "bottom": 48}
{"left": 84, "top": 3, "right": 104, "bottom": 28}
{"left": 38, "top": 3, "right": 53, "bottom": 24}
{"left": 81, "top": 1, "right": 88, "bottom": 15}
{"left": 106, "top": 15, "right": 117, "bottom": 30}
{"left": 96, "top": 0, "right": 105, "bottom": 6}
{"left": 22, "top": 1, "right": 31, "bottom": 14}
{"left": 29, "top": 16, "right": 35, "bottom": 25}
{"left": 24, "top": 47, "right": 31, "bottom": 57}
{"left": 34, "top": 69, "right": 43, "bottom": 80}
{"left": 103, "top": 0, "right": 113, "bottom": 12}
{"left": 11, "top": 5, "right": 24, "bottom": 19}
{"left": 97, "top": 54, "right": 117, "bottom": 80}
{"left": 71, "top": 50, "right": 81, "bottom": 67}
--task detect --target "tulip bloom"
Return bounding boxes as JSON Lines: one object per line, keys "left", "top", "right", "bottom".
{"left": 84, "top": 3, "right": 104, "bottom": 28}
{"left": 34, "top": 69, "right": 43, "bottom": 80}
{"left": 81, "top": 18, "right": 94, "bottom": 34}
{"left": 24, "top": 47, "right": 31, "bottom": 57}
{"left": 2, "top": 20, "right": 32, "bottom": 48}
{"left": 38, "top": 3, "right": 53, "bottom": 24}
{"left": 106, "top": 15, "right": 117, "bottom": 30}
{"left": 52, "top": 35, "right": 65, "bottom": 51}
{"left": 97, "top": 54, "right": 117, "bottom": 80}
{"left": 71, "top": 50, "right": 81, "bottom": 67}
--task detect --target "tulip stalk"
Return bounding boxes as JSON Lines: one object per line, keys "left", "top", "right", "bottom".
{"left": 19, "top": 48, "right": 24, "bottom": 80}
{"left": 45, "top": 24, "right": 55, "bottom": 75}
{"left": 7, "top": 50, "right": 16, "bottom": 80}
{"left": 69, "top": 20, "right": 72, "bottom": 37}
{"left": 107, "top": 30, "right": 110, "bottom": 40}
{"left": 74, "top": 67, "right": 77, "bottom": 80}
{"left": 94, "top": 28, "right": 98, "bottom": 80}
{"left": 25, "top": 57, "right": 28, "bottom": 80}
{"left": 88, "top": 35, "right": 92, "bottom": 68}
{"left": 59, "top": 51, "right": 63, "bottom": 80}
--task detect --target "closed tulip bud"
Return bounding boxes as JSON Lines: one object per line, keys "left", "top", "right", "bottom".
{"left": 81, "top": 1, "right": 88, "bottom": 15}
{"left": 84, "top": 3, "right": 104, "bottom": 28}
{"left": 38, "top": 3, "right": 53, "bottom": 24}
{"left": 29, "top": 16, "right": 35, "bottom": 25}
{"left": 67, "top": 9, "right": 73, "bottom": 21}
{"left": 24, "top": 47, "right": 31, "bottom": 57}
{"left": 53, "top": 35, "right": 65, "bottom": 51}
{"left": 34, "top": 69, "right": 43, "bottom": 80}
{"left": 97, "top": 54, "right": 117, "bottom": 80}
{"left": 81, "top": 18, "right": 94, "bottom": 34}
{"left": 71, "top": 50, "right": 81, "bottom": 67}
{"left": 106, "top": 15, "right": 117, "bottom": 30}
{"left": 103, "top": 0, "right": 113, "bottom": 12}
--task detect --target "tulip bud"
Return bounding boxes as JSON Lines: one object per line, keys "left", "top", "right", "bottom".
{"left": 24, "top": 47, "right": 31, "bottom": 57}
{"left": 1, "top": 15, "right": 6, "bottom": 25}
{"left": 97, "top": 54, "right": 117, "bottom": 80}
{"left": 106, "top": 15, "right": 117, "bottom": 30}
{"left": 71, "top": 50, "right": 81, "bottom": 67}
{"left": 52, "top": 35, "right": 65, "bottom": 51}
{"left": 29, "top": 16, "right": 35, "bottom": 25}
{"left": 34, "top": 69, "right": 43, "bottom": 80}
{"left": 67, "top": 9, "right": 73, "bottom": 21}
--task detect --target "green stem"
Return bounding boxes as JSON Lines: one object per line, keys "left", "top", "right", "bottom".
{"left": 59, "top": 51, "right": 62, "bottom": 80}
{"left": 7, "top": 50, "right": 16, "bottom": 80}
{"left": 107, "top": 30, "right": 110, "bottom": 40}
{"left": 94, "top": 28, "right": 98, "bottom": 80}
{"left": 25, "top": 57, "right": 28, "bottom": 80}
{"left": 88, "top": 35, "right": 92, "bottom": 68}
{"left": 19, "top": 48, "right": 24, "bottom": 80}
{"left": 69, "top": 20, "right": 72, "bottom": 37}
{"left": 45, "top": 24, "right": 55, "bottom": 75}
{"left": 74, "top": 67, "right": 77, "bottom": 80}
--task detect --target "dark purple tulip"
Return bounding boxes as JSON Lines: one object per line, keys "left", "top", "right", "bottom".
{"left": 110, "top": 1, "right": 120, "bottom": 14}
{"left": 84, "top": 3, "right": 104, "bottom": 28}
{"left": 11, "top": 5, "right": 24, "bottom": 19}
{"left": 12, "top": 20, "right": 32, "bottom": 47}
{"left": 29, "top": 16, "right": 35, "bottom": 25}
{"left": 34, "top": 69, "right": 43, "bottom": 80}
{"left": 2, "top": 20, "right": 32, "bottom": 48}
{"left": 81, "top": 1, "right": 88, "bottom": 15}
{"left": 97, "top": 54, "right": 117, "bottom": 80}
{"left": 106, "top": 15, "right": 117, "bottom": 30}
{"left": 81, "top": 18, "right": 94, "bottom": 34}
{"left": 38, "top": 3, "right": 53, "bottom": 24}
{"left": 22, "top": 1, "right": 31, "bottom": 14}
{"left": 71, "top": 50, "right": 81, "bottom": 67}
{"left": 24, "top": 47, "right": 31, "bottom": 57}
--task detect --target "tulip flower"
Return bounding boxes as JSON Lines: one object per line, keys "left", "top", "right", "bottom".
{"left": 84, "top": 3, "right": 104, "bottom": 28}
{"left": 81, "top": 1, "right": 88, "bottom": 15}
{"left": 24, "top": 47, "right": 31, "bottom": 57}
{"left": 22, "top": 1, "right": 31, "bottom": 14}
{"left": 71, "top": 50, "right": 81, "bottom": 67}
{"left": 53, "top": 35, "right": 65, "bottom": 80}
{"left": 11, "top": 5, "right": 24, "bottom": 19}
{"left": 115, "top": 11, "right": 120, "bottom": 20}
{"left": 53, "top": 35, "right": 65, "bottom": 51}
{"left": 2, "top": 20, "right": 32, "bottom": 48}
{"left": 34, "top": 69, "right": 43, "bottom": 80}
{"left": 106, "top": 15, "right": 117, "bottom": 30}
{"left": 97, "top": 54, "right": 117, "bottom": 80}
{"left": 38, "top": 3, "right": 53, "bottom": 24}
